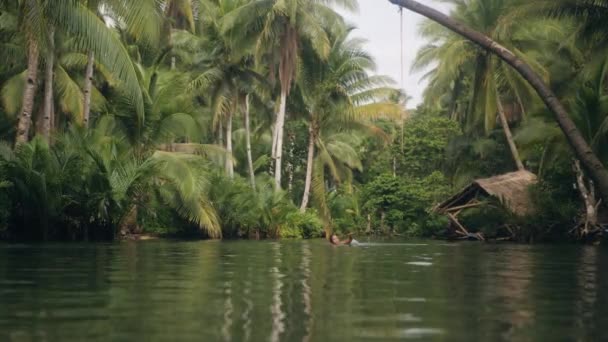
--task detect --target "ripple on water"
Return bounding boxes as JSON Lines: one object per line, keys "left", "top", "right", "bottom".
{"left": 401, "top": 328, "right": 444, "bottom": 339}
{"left": 394, "top": 297, "right": 427, "bottom": 303}
{"left": 406, "top": 261, "right": 434, "bottom": 266}
{"left": 357, "top": 327, "right": 444, "bottom": 339}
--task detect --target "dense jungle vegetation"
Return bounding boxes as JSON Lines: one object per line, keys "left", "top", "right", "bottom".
{"left": 1, "top": 0, "right": 608, "bottom": 242}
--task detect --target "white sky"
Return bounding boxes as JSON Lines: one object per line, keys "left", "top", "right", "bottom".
{"left": 340, "top": 0, "right": 452, "bottom": 107}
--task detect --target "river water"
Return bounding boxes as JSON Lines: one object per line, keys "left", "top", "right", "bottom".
{"left": 0, "top": 239, "right": 607, "bottom": 341}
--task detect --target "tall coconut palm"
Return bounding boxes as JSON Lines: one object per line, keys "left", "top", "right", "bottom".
{"left": 191, "top": 0, "right": 266, "bottom": 179}
{"left": 39, "top": 27, "right": 55, "bottom": 141}
{"left": 2, "top": 37, "right": 112, "bottom": 132}
{"left": 297, "top": 27, "right": 400, "bottom": 217}
{"left": 411, "top": 0, "right": 553, "bottom": 171}
{"left": 11, "top": 0, "right": 144, "bottom": 145}
{"left": 388, "top": 0, "right": 608, "bottom": 205}
{"left": 220, "top": 0, "right": 358, "bottom": 191}
{"left": 81, "top": 0, "right": 104, "bottom": 129}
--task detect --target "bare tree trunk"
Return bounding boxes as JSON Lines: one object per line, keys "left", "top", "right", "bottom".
{"left": 388, "top": 0, "right": 608, "bottom": 203}
{"left": 274, "top": 90, "right": 287, "bottom": 191}
{"left": 83, "top": 50, "right": 95, "bottom": 128}
{"left": 15, "top": 39, "right": 40, "bottom": 145}
{"left": 40, "top": 27, "right": 55, "bottom": 142}
{"left": 300, "top": 124, "right": 316, "bottom": 212}
{"left": 225, "top": 112, "right": 234, "bottom": 179}
{"left": 245, "top": 95, "right": 256, "bottom": 188}
{"left": 574, "top": 159, "right": 599, "bottom": 237}
{"left": 496, "top": 94, "right": 525, "bottom": 171}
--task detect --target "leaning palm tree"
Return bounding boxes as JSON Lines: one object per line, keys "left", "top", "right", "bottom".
{"left": 220, "top": 0, "right": 358, "bottom": 191}
{"left": 515, "top": 57, "right": 608, "bottom": 237}
{"left": 388, "top": 0, "right": 608, "bottom": 205}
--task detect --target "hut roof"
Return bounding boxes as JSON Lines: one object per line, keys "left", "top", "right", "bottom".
{"left": 435, "top": 170, "right": 537, "bottom": 216}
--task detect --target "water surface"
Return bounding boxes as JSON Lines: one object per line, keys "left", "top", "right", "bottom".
{"left": 1, "top": 239, "right": 607, "bottom": 341}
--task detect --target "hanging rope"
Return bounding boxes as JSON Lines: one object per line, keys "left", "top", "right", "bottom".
{"left": 399, "top": 7, "right": 404, "bottom": 89}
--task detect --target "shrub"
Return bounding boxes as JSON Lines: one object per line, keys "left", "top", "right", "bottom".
{"left": 361, "top": 171, "right": 452, "bottom": 236}
{"left": 281, "top": 211, "right": 324, "bottom": 239}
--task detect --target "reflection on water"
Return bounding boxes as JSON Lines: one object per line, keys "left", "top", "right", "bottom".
{"left": 1, "top": 240, "right": 608, "bottom": 341}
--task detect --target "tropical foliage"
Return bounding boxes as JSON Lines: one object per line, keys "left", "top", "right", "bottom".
{"left": 2, "top": 0, "right": 608, "bottom": 242}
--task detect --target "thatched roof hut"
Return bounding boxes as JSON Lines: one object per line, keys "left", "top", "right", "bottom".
{"left": 434, "top": 170, "right": 538, "bottom": 239}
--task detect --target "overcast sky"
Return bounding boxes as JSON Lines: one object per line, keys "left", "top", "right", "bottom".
{"left": 340, "top": 1, "right": 452, "bottom": 106}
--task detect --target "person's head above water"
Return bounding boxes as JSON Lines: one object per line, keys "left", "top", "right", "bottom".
{"left": 330, "top": 233, "right": 340, "bottom": 245}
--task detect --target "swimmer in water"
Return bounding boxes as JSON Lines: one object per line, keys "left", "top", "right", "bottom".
{"left": 329, "top": 233, "right": 353, "bottom": 246}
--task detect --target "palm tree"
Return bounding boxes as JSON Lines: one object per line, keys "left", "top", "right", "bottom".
{"left": 191, "top": 0, "right": 266, "bottom": 179}
{"left": 221, "top": 0, "right": 357, "bottom": 191}
{"left": 12, "top": 1, "right": 41, "bottom": 145}
{"left": 517, "top": 0, "right": 608, "bottom": 52}
{"left": 39, "top": 27, "right": 55, "bottom": 141}
{"left": 390, "top": 0, "right": 608, "bottom": 200}
{"left": 516, "top": 58, "right": 608, "bottom": 236}
{"left": 11, "top": 0, "right": 144, "bottom": 145}
{"left": 81, "top": 0, "right": 103, "bottom": 129}
{"left": 297, "top": 28, "right": 400, "bottom": 229}
{"left": 412, "top": 0, "right": 549, "bottom": 171}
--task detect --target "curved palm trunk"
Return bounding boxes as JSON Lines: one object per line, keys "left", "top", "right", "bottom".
{"left": 274, "top": 90, "right": 287, "bottom": 190}
{"left": 389, "top": 0, "right": 608, "bottom": 202}
{"left": 496, "top": 95, "right": 525, "bottom": 171}
{"left": 15, "top": 39, "right": 40, "bottom": 145}
{"left": 300, "top": 123, "right": 316, "bottom": 212}
{"left": 83, "top": 50, "right": 95, "bottom": 128}
{"left": 40, "top": 27, "right": 55, "bottom": 141}
{"left": 244, "top": 95, "right": 256, "bottom": 188}
{"left": 225, "top": 112, "right": 234, "bottom": 179}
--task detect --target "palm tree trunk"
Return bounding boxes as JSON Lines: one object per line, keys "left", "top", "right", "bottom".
{"left": 574, "top": 159, "right": 599, "bottom": 237}
{"left": 449, "top": 74, "right": 463, "bottom": 120}
{"left": 244, "top": 94, "right": 255, "bottom": 188}
{"left": 274, "top": 89, "right": 287, "bottom": 190}
{"left": 15, "top": 39, "right": 40, "bottom": 145}
{"left": 225, "top": 112, "right": 234, "bottom": 179}
{"left": 300, "top": 123, "right": 316, "bottom": 212}
{"left": 83, "top": 50, "right": 95, "bottom": 128}
{"left": 269, "top": 121, "right": 278, "bottom": 177}
{"left": 40, "top": 27, "right": 55, "bottom": 141}
{"left": 496, "top": 95, "right": 525, "bottom": 171}
{"left": 388, "top": 0, "right": 608, "bottom": 202}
